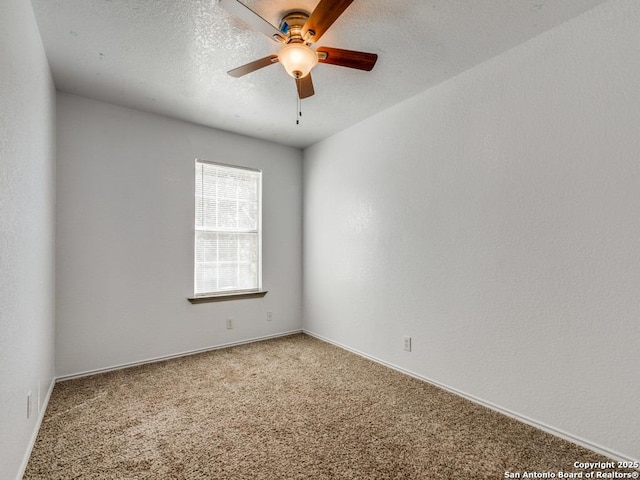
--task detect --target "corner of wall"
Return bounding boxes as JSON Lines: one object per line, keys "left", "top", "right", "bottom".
{"left": 0, "top": 0, "right": 56, "bottom": 478}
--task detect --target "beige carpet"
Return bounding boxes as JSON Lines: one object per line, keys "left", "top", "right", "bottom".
{"left": 25, "top": 333, "right": 620, "bottom": 479}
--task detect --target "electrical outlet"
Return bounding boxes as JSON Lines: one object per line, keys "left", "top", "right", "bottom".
{"left": 27, "top": 391, "right": 32, "bottom": 419}
{"left": 403, "top": 336, "right": 412, "bottom": 352}
{"left": 267, "top": 312, "right": 273, "bottom": 322}
{"left": 226, "top": 318, "right": 233, "bottom": 329}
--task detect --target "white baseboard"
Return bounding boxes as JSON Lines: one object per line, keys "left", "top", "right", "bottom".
{"left": 303, "top": 329, "right": 637, "bottom": 464}
{"left": 56, "top": 330, "right": 303, "bottom": 382}
{"left": 16, "top": 377, "right": 56, "bottom": 480}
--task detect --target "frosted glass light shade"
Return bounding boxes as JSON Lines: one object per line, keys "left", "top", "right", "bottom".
{"left": 278, "top": 43, "right": 318, "bottom": 78}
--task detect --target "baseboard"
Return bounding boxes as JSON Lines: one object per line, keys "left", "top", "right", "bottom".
{"left": 16, "top": 377, "right": 56, "bottom": 480}
{"left": 57, "top": 330, "right": 303, "bottom": 382}
{"left": 303, "top": 329, "right": 637, "bottom": 464}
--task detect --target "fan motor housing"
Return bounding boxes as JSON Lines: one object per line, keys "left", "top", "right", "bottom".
{"left": 279, "top": 11, "right": 310, "bottom": 41}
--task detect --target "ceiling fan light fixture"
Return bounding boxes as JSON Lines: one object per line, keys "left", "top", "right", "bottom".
{"left": 222, "top": 0, "right": 379, "bottom": 100}
{"left": 278, "top": 43, "right": 318, "bottom": 78}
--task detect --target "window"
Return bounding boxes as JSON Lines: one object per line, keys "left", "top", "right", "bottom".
{"left": 194, "top": 160, "right": 262, "bottom": 298}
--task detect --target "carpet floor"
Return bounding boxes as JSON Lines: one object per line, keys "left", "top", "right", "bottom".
{"left": 25, "top": 333, "right": 619, "bottom": 479}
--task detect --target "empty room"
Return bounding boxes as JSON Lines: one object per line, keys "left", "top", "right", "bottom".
{"left": 1, "top": 0, "right": 639, "bottom": 478}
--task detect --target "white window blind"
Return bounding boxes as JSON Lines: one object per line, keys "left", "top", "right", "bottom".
{"left": 194, "top": 160, "right": 262, "bottom": 296}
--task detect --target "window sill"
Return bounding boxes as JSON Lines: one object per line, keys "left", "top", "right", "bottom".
{"left": 188, "top": 290, "right": 268, "bottom": 304}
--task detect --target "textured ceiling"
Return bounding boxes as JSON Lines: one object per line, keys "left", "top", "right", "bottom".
{"left": 31, "top": 0, "right": 608, "bottom": 148}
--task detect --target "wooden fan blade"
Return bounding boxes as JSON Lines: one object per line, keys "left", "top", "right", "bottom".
{"left": 317, "top": 47, "right": 378, "bottom": 71}
{"left": 219, "top": 0, "right": 286, "bottom": 43}
{"left": 302, "top": 0, "right": 354, "bottom": 42}
{"left": 296, "top": 74, "right": 315, "bottom": 99}
{"left": 228, "top": 55, "right": 279, "bottom": 78}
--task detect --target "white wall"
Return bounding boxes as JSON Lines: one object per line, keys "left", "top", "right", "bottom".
{"left": 55, "top": 94, "right": 302, "bottom": 377}
{"left": 303, "top": 0, "right": 639, "bottom": 462}
{"left": 0, "top": 0, "right": 56, "bottom": 478}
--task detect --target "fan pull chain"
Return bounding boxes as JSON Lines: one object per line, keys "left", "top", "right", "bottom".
{"left": 296, "top": 96, "right": 302, "bottom": 125}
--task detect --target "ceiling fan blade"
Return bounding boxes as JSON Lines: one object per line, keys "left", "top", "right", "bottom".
{"left": 317, "top": 47, "right": 378, "bottom": 71}
{"left": 296, "top": 74, "right": 315, "bottom": 99}
{"left": 228, "top": 55, "right": 279, "bottom": 77}
{"left": 219, "top": 0, "right": 286, "bottom": 42}
{"left": 303, "top": 0, "right": 354, "bottom": 42}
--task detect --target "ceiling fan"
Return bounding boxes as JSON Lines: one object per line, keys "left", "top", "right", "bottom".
{"left": 219, "top": 0, "right": 378, "bottom": 99}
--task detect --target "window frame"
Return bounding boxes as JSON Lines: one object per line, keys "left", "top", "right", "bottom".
{"left": 189, "top": 159, "right": 267, "bottom": 303}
